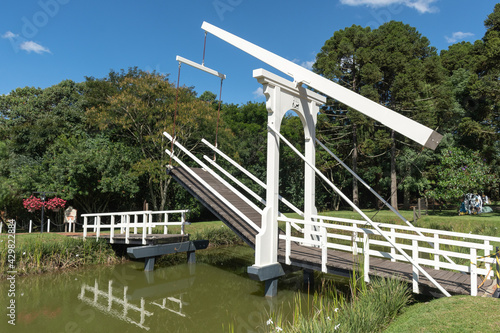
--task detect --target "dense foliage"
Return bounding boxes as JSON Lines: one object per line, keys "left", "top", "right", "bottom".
{"left": 1, "top": 5, "right": 499, "bottom": 226}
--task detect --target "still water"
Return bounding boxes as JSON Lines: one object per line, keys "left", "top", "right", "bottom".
{"left": 1, "top": 248, "right": 302, "bottom": 333}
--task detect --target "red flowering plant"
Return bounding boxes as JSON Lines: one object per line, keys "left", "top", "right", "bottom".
{"left": 23, "top": 195, "right": 44, "bottom": 212}
{"left": 45, "top": 197, "right": 66, "bottom": 212}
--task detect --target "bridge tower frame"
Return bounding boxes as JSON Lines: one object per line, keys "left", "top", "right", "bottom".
{"left": 247, "top": 69, "right": 326, "bottom": 297}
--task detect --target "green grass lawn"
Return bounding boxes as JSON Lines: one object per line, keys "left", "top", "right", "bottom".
{"left": 385, "top": 295, "right": 500, "bottom": 332}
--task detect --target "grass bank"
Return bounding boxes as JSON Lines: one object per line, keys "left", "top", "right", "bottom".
{"left": 385, "top": 295, "right": 500, "bottom": 332}
{"left": 264, "top": 272, "right": 412, "bottom": 333}
{"left": 0, "top": 233, "right": 122, "bottom": 278}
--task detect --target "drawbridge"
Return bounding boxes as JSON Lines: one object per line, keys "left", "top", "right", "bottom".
{"left": 164, "top": 22, "right": 500, "bottom": 298}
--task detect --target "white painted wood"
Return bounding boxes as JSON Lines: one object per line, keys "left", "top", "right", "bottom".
{"left": 413, "top": 239, "right": 419, "bottom": 294}
{"left": 201, "top": 21, "right": 442, "bottom": 150}
{"left": 471, "top": 248, "right": 477, "bottom": 296}
{"left": 364, "top": 233, "right": 370, "bottom": 283}
{"left": 270, "top": 125, "right": 452, "bottom": 296}
{"left": 163, "top": 132, "right": 261, "bottom": 232}
{"left": 321, "top": 226, "right": 328, "bottom": 273}
{"left": 176, "top": 55, "right": 226, "bottom": 79}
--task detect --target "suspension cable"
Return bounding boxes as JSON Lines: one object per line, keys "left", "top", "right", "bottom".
{"left": 214, "top": 77, "right": 223, "bottom": 160}
{"left": 202, "top": 31, "right": 207, "bottom": 66}
{"left": 170, "top": 61, "right": 181, "bottom": 165}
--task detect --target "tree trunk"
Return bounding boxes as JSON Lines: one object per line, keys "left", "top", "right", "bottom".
{"left": 390, "top": 130, "right": 398, "bottom": 210}
{"left": 403, "top": 164, "right": 411, "bottom": 210}
{"left": 352, "top": 124, "right": 359, "bottom": 210}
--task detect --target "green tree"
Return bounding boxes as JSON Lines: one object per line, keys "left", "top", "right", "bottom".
{"left": 427, "top": 143, "right": 498, "bottom": 202}
{"left": 314, "top": 21, "right": 448, "bottom": 209}
{"left": 86, "top": 68, "right": 226, "bottom": 210}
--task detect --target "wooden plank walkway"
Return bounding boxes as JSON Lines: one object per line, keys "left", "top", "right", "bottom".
{"left": 168, "top": 165, "right": 496, "bottom": 297}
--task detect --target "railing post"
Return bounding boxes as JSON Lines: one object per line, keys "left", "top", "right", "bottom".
{"left": 286, "top": 221, "right": 291, "bottom": 265}
{"left": 29, "top": 220, "right": 33, "bottom": 234}
{"left": 134, "top": 214, "right": 138, "bottom": 234}
{"left": 125, "top": 215, "right": 130, "bottom": 244}
{"left": 83, "top": 216, "right": 87, "bottom": 239}
{"left": 495, "top": 247, "right": 500, "bottom": 298}
{"left": 142, "top": 213, "right": 147, "bottom": 245}
{"left": 434, "top": 234, "right": 440, "bottom": 270}
{"left": 412, "top": 239, "right": 419, "bottom": 294}
{"left": 148, "top": 212, "right": 153, "bottom": 234}
{"left": 471, "top": 248, "right": 477, "bottom": 296}
{"left": 321, "top": 226, "right": 327, "bottom": 273}
{"left": 96, "top": 216, "right": 101, "bottom": 241}
{"left": 485, "top": 241, "right": 491, "bottom": 278}
{"left": 363, "top": 233, "right": 370, "bottom": 283}
{"left": 390, "top": 228, "right": 396, "bottom": 262}
{"left": 181, "top": 212, "right": 185, "bottom": 235}
{"left": 47, "top": 218, "right": 51, "bottom": 233}
{"left": 164, "top": 213, "right": 168, "bottom": 234}
{"left": 110, "top": 216, "right": 115, "bottom": 244}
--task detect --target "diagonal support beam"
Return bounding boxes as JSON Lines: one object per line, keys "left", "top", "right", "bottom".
{"left": 201, "top": 21, "right": 442, "bottom": 150}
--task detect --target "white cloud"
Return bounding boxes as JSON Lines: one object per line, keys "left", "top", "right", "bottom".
{"left": 292, "top": 58, "right": 315, "bottom": 70}
{"left": 2, "top": 31, "right": 18, "bottom": 39}
{"left": 19, "top": 41, "right": 50, "bottom": 54}
{"left": 300, "top": 60, "right": 315, "bottom": 70}
{"left": 339, "top": 0, "right": 438, "bottom": 14}
{"left": 445, "top": 31, "right": 474, "bottom": 43}
{"left": 253, "top": 87, "right": 264, "bottom": 99}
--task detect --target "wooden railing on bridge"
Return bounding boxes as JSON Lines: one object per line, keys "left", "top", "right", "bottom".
{"left": 164, "top": 132, "right": 500, "bottom": 297}
{"left": 278, "top": 215, "right": 500, "bottom": 297}
{"left": 82, "top": 210, "right": 189, "bottom": 245}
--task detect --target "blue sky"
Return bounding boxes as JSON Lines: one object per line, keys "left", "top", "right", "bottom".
{"left": 0, "top": 0, "right": 496, "bottom": 105}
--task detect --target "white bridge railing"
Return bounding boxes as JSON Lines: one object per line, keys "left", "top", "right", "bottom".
{"left": 279, "top": 214, "right": 500, "bottom": 296}
{"left": 82, "top": 210, "right": 189, "bottom": 245}
{"left": 163, "top": 133, "right": 500, "bottom": 297}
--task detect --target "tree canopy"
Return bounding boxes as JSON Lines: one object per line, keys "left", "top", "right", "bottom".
{"left": 1, "top": 5, "right": 499, "bottom": 224}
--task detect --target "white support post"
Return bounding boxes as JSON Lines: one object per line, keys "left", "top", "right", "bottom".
{"left": 148, "top": 213, "right": 153, "bottom": 234}
{"left": 390, "top": 228, "right": 396, "bottom": 262}
{"left": 83, "top": 217, "right": 87, "bottom": 239}
{"left": 285, "top": 222, "right": 291, "bottom": 265}
{"left": 110, "top": 216, "right": 115, "bottom": 244}
{"left": 96, "top": 216, "right": 101, "bottom": 241}
{"left": 363, "top": 233, "right": 370, "bottom": 283}
{"left": 434, "top": 234, "right": 440, "bottom": 270}
{"left": 321, "top": 226, "right": 328, "bottom": 273}
{"left": 181, "top": 212, "right": 185, "bottom": 235}
{"left": 125, "top": 215, "right": 130, "bottom": 244}
{"left": 134, "top": 214, "right": 138, "bottom": 234}
{"left": 29, "top": 220, "right": 33, "bottom": 234}
{"left": 0, "top": 222, "right": 2, "bottom": 233}
{"left": 164, "top": 213, "right": 168, "bottom": 235}
{"left": 47, "top": 218, "right": 50, "bottom": 233}
{"left": 412, "top": 239, "right": 419, "bottom": 294}
{"left": 471, "top": 248, "right": 477, "bottom": 296}
{"left": 352, "top": 231, "right": 358, "bottom": 255}
{"left": 142, "top": 213, "right": 147, "bottom": 245}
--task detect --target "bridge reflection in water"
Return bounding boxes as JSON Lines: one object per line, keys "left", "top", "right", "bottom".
{"left": 72, "top": 258, "right": 299, "bottom": 332}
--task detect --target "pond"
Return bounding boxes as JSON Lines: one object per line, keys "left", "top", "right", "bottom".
{"left": 1, "top": 246, "right": 308, "bottom": 333}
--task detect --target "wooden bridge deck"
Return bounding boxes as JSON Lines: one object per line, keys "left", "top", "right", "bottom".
{"left": 168, "top": 165, "right": 496, "bottom": 297}
{"left": 85, "top": 233, "right": 189, "bottom": 246}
